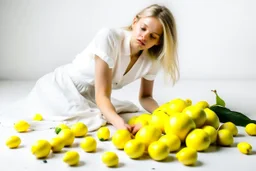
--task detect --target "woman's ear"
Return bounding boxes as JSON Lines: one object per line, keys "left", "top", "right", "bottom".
{"left": 132, "top": 16, "right": 138, "bottom": 25}
{"left": 132, "top": 16, "right": 139, "bottom": 29}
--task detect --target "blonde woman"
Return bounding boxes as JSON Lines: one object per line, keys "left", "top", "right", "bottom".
{"left": 0, "top": 4, "right": 179, "bottom": 134}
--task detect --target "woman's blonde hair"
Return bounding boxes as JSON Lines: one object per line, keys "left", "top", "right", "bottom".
{"left": 125, "top": 4, "right": 179, "bottom": 84}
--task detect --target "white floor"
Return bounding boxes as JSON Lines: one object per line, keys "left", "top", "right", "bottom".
{"left": 0, "top": 79, "right": 256, "bottom": 171}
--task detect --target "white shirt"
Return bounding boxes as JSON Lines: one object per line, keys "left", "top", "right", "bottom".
{"left": 70, "top": 28, "right": 161, "bottom": 90}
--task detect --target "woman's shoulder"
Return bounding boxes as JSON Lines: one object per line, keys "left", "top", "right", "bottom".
{"left": 95, "top": 27, "right": 129, "bottom": 41}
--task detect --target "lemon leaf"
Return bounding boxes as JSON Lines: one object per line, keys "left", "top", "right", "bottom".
{"left": 55, "top": 127, "right": 62, "bottom": 134}
{"left": 211, "top": 89, "right": 226, "bottom": 107}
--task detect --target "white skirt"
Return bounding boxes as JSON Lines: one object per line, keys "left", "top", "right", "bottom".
{"left": 0, "top": 64, "right": 139, "bottom": 131}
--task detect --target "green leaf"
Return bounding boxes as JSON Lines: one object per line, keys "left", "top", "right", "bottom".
{"left": 211, "top": 90, "right": 226, "bottom": 107}
{"left": 55, "top": 127, "right": 62, "bottom": 134}
{"left": 209, "top": 105, "right": 256, "bottom": 127}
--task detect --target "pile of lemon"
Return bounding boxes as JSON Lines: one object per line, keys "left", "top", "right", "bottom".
{"left": 4, "top": 98, "right": 256, "bottom": 167}
{"left": 114, "top": 98, "right": 255, "bottom": 166}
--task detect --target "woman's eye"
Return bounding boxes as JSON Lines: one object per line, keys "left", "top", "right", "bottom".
{"left": 140, "top": 27, "right": 146, "bottom": 31}
{"left": 150, "top": 35, "right": 156, "bottom": 39}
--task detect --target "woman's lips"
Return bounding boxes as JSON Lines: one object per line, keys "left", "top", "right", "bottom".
{"left": 137, "top": 39, "right": 145, "bottom": 46}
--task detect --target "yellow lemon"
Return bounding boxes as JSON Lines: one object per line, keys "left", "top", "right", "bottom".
{"left": 176, "top": 147, "right": 198, "bottom": 166}
{"left": 101, "top": 151, "right": 119, "bottom": 167}
{"left": 182, "top": 105, "right": 207, "bottom": 128}
{"left": 203, "top": 108, "right": 220, "bottom": 129}
{"left": 158, "top": 104, "right": 171, "bottom": 115}
{"left": 219, "top": 122, "right": 238, "bottom": 136}
{"left": 57, "top": 129, "right": 75, "bottom": 147}
{"left": 55, "top": 123, "right": 70, "bottom": 134}
{"left": 50, "top": 137, "right": 65, "bottom": 153}
{"left": 135, "top": 125, "right": 162, "bottom": 149}
{"left": 237, "top": 142, "right": 252, "bottom": 155}
{"left": 185, "top": 98, "right": 192, "bottom": 106}
{"left": 6, "top": 136, "right": 21, "bottom": 148}
{"left": 63, "top": 151, "right": 80, "bottom": 166}
{"left": 71, "top": 122, "right": 88, "bottom": 137}
{"left": 185, "top": 129, "right": 211, "bottom": 151}
{"left": 112, "top": 129, "right": 132, "bottom": 150}
{"left": 128, "top": 116, "right": 138, "bottom": 125}
{"left": 80, "top": 136, "right": 97, "bottom": 152}
{"left": 195, "top": 101, "right": 209, "bottom": 109}
{"left": 150, "top": 110, "right": 169, "bottom": 133}
{"left": 124, "top": 139, "right": 145, "bottom": 159}
{"left": 245, "top": 123, "right": 256, "bottom": 136}
{"left": 14, "top": 120, "right": 30, "bottom": 132}
{"left": 166, "top": 98, "right": 189, "bottom": 114}
{"left": 33, "top": 113, "right": 43, "bottom": 121}
{"left": 217, "top": 129, "right": 234, "bottom": 146}
{"left": 202, "top": 125, "right": 217, "bottom": 144}
{"left": 97, "top": 126, "right": 110, "bottom": 141}
{"left": 158, "top": 134, "right": 181, "bottom": 152}
{"left": 31, "top": 140, "right": 51, "bottom": 159}
{"left": 164, "top": 113, "right": 196, "bottom": 142}
{"left": 137, "top": 113, "right": 152, "bottom": 122}
{"left": 148, "top": 141, "right": 169, "bottom": 161}
{"left": 134, "top": 113, "right": 151, "bottom": 127}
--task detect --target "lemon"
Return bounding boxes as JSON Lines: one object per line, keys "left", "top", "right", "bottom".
{"left": 55, "top": 123, "right": 70, "bottom": 134}
{"left": 202, "top": 125, "right": 217, "bottom": 144}
{"left": 80, "top": 136, "right": 97, "bottom": 152}
{"left": 158, "top": 104, "right": 171, "bottom": 115}
{"left": 14, "top": 120, "right": 30, "bottom": 132}
{"left": 237, "top": 142, "right": 252, "bottom": 155}
{"left": 124, "top": 139, "right": 145, "bottom": 159}
{"left": 57, "top": 129, "right": 75, "bottom": 147}
{"left": 148, "top": 141, "right": 169, "bottom": 161}
{"left": 158, "top": 134, "right": 181, "bottom": 152}
{"left": 217, "top": 129, "right": 234, "bottom": 146}
{"left": 128, "top": 116, "right": 138, "bottom": 125}
{"left": 185, "top": 98, "right": 192, "bottom": 106}
{"left": 112, "top": 129, "right": 132, "bottom": 150}
{"left": 135, "top": 125, "right": 162, "bottom": 148}
{"left": 71, "top": 122, "right": 88, "bottom": 137}
{"left": 31, "top": 140, "right": 51, "bottom": 159}
{"left": 219, "top": 122, "right": 238, "bottom": 136}
{"left": 185, "top": 128, "right": 211, "bottom": 151}
{"left": 97, "top": 126, "right": 110, "bottom": 141}
{"left": 182, "top": 105, "right": 207, "bottom": 128}
{"left": 176, "top": 147, "right": 198, "bottom": 166}
{"left": 245, "top": 123, "right": 256, "bottom": 136}
{"left": 134, "top": 113, "right": 151, "bottom": 127}
{"left": 195, "top": 101, "right": 209, "bottom": 109}
{"left": 203, "top": 108, "right": 220, "bottom": 129}
{"left": 101, "top": 151, "right": 119, "bottom": 167}
{"left": 6, "top": 136, "right": 21, "bottom": 148}
{"left": 33, "top": 113, "right": 43, "bottom": 121}
{"left": 164, "top": 113, "right": 196, "bottom": 142}
{"left": 50, "top": 137, "right": 65, "bottom": 153}
{"left": 63, "top": 151, "right": 80, "bottom": 166}
{"left": 166, "top": 98, "right": 189, "bottom": 114}
{"left": 150, "top": 110, "right": 169, "bottom": 133}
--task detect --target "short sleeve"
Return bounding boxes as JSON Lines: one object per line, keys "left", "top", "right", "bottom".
{"left": 143, "top": 60, "right": 161, "bottom": 81}
{"left": 91, "top": 28, "right": 118, "bottom": 68}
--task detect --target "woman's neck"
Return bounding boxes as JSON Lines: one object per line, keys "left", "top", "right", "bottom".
{"left": 130, "top": 42, "right": 142, "bottom": 58}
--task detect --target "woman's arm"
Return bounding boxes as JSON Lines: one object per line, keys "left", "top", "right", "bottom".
{"left": 139, "top": 78, "right": 159, "bottom": 113}
{"left": 131, "top": 78, "right": 159, "bottom": 134}
{"left": 94, "top": 56, "right": 132, "bottom": 131}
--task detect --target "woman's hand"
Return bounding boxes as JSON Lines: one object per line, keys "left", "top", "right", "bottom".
{"left": 113, "top": 118, "right": 133, "bottom": 132}
{"left": 130, "top": 124, "right": 142, "bottom": 135}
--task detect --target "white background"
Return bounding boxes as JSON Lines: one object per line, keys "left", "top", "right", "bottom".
{"left": 0, "top": 0, "right": 255, "bottom": 80}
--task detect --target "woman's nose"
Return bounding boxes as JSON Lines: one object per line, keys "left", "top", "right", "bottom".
{"left": 141, "top": 32, "right": 149, "bottom": 40}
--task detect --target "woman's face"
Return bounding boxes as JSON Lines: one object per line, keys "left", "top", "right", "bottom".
{"left": 131, "top": 16, "right": 163, "bottom": 51}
